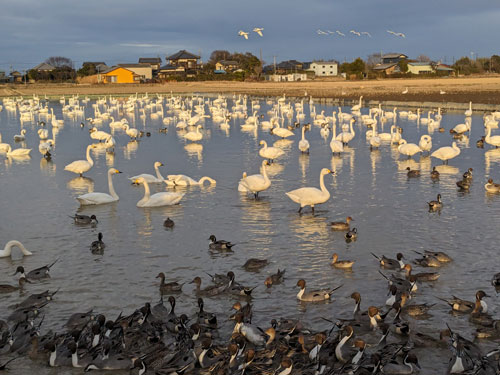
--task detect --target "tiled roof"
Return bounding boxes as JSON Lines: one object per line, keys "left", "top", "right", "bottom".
{"left": 372, "top": 63, "right": 398, "bottom": 70}
{"left": 166, "top": 50, "right": 200, "bottom": 60}
{"left": 33, "top": 62, "right": 55, "bottom": 71}
{"left": 138, "top": 57, "right": 162, "bottom": 63}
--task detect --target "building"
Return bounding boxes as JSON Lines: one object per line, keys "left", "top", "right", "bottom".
{"left": 372, "top": 63, "right": 400, "bottom": 75}
{"left": 117, "top": 63, "right": 153, "bottom": 80}
{"left": 263, "top": 60, "right": 304, "bottom": 74}
{"left": 307, "top": 61, "right": 338, "bottom": 76}
{"left": 265, "top": 73, "right": 307, "bottom": 82}
{"left": 32, "top": 62, "right": 55, "bottom": 72}
{"left": 407, "top": 62, "right": 434, "bottom": 74}
{"left": 434, "top": 63, "right": 455, "bottom": 75}
{"left": 10, "top": 71, "right": 23, "bottom": 83}
{"left": 157, "top": 65, "right": 187, "bottom": 79}
{"left": 101, "top": 66, "right": 139, "bottom": 83}
{"left": 138, "top": 57, "right": 162, "bottom": 71}
{"left": 215, "top": 60, "right": 239, "bottom": 72}
{"left": 381, "top": 53, "right": 408, "bottom": 64}
{"left": 166, "top": 50, "right": 200, "bottom": 70}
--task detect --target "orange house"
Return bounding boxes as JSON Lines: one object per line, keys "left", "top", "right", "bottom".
{"left": 101, "top": 66, "right": 139, "bottom": 83}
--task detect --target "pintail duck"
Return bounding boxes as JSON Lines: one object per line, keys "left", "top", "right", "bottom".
{"left": 196, "top": 298, "right": 217, "bottom": 328}
{"left": 413, "top": 251, "right": 442, "bottom": 267}
{"left": 163, "top": 217, "right": 174, "bottom": 228}
{"left": 475, "top": 320, "right": 500, "bottom": 340}
{"left": 400, "top": 292, "right": 435, "bottom": 316}
{"left": 335, "top": 325, "right": 354, "bottom": 362}
{"left": 463, "top": 167, "right": 473, "bottom": 179}
{"left": 14, "top": 259, "right": 58, "bottom": 280}
{"left": 0, "top": 277, "right": 30, "bottom": 293}
{"left": 421, "top": 250, "right": 452, "bottom": 263}
{"left": 456, "top": 178, "right": 470, "bottom": 191}
{"left": 430, "top": 166, "right": 440, "bottom": 179}
{"left": 226, "top": 272, "right": 256, "bottom": 297}
{"left": 406, "top": 167, "right": 420, "bottom": 177}
{"left": 230, "top": 302, "right": 252, "bottom": 323}
{"left": 485, "top": 178, "right": 500, "bottom": 193}
{"left": 428, "top": 194, "right": 442, "bottom": 210}
{"left": 330, "top": 216, "right": 354, "bottom": 231}
{"left": 331, "top": 253, "right": 355, "bottom": 269}
{"left": 403, "top": 264, "right": 440, "bottom": 281}
{"left": 275, "top": 357, "right": 293, "bottom": 375}
{"left": 156, "top": 272, "right": 183, "bottom": 293}
{"left": 264, "top": 269, "right": 285, "bottom": 288}
{"left": 208, "top": 234, "right": 236, "bottom": 251}
{"left": 90, "top": 233, "right": 105, "bottom": 254}
{"left": 381, "top": 352, "right": 421, "bottom": 374}
{"left": 436, "top": 290, "right": 489, "bottom": 313}
{"left": 345, "top": 228, "right": 357, "bottom": 241}
{"left": 71, "top": 213, "right": 98, "bottom": 226}
{"left": 296, "top": 279, "right": 342, "bottom": 302}
{"left": 242, "top": 258, "right": 269, "bottom": 271}
{"left": 380, "top": 271, "right": 418, "bottom": 294}
{"left": 476, "top": 136, "right": 485, "bottom": 148}
{"left": 372, "top": 252, "right": 405, "bottom": 269}
{"left": 233, "top": 314, "right": 273, "bottom": 346}
{"left": 190, "top": 276, "right": 227, "bottom": 297}
{"left": 15, "top": 288, "right": 58, "bottom": 309}
{"left": 492, "top": 272, "right": 500, "bottom": 287}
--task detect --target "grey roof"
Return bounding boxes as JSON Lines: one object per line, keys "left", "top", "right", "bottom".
{"left": 311, "top": 60, "right": 338, "bottom": 65}
{"left": 166, "top": 50, "right": 200, "bottom": 60}
{"left": 139, "top": 57, "right": 162, "bottom": 64}
{"left": 435, "top": 65, "right": 454, "bottom": 71}
{"left": 33, "top": 62, "right": 55, "bottom": 71}
{"left": 159, "top": 64, "right": 185, "bottom": 71}
{"left": 218, "top": 60, "right": 238, "bottom": 65}
{"left": 408, "top": 62, "right": 432, "bottom": 66}
{"left": 101, "top": 66, "right": 137, "bottom": 74}
{"left": 117, "top": 63, "right": 152, "bottom": 68}
{"left": 372, "top": 63, "right": 398, "bottom": 70}
{"left": 382, "top": 53, "right": 407, "bottom": 59}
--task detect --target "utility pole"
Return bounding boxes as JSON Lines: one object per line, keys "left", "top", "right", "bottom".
{"left": 273, "top": 56, "right": 276, "bottom": 74}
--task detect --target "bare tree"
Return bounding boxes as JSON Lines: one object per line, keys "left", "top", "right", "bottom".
{"left": 45, "top": 56, "right": 73, "bottom": 68}
{"left": 209, "top": 50, "right": 231, "bottom": 63}
{"left": 416, "top": 54, "right": 431, "bottom": 62}
{"left": 366, "top": 53, "right": 382, "bottom": 67}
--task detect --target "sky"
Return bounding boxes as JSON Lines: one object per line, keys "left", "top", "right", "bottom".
{"left": 0, "top": 0, "right": 499, "bottom": 72}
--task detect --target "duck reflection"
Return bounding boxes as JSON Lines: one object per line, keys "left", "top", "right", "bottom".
{"left": 67, "top": 176, "right": 94, "bottom": 194}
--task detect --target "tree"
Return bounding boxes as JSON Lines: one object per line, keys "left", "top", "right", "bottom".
{"left": 77, "top": 63, "right": 97, "bottom": 77}
{"left": 366, "top": 53, "right": 382, "bottom": 68}
{"left": 209, "top": 50, "right": 231, "bottom": 63}
{"left": 453, "top": 56, "right": 479, "bottom": 75}
{"left": 45, "top": 56, "right": 73, "bottom": 68}
{"left": 491, "top": 55, "right": 500, "bottom": 73}
{"left": 398, "top": 59, "right": 408, "bottom": 73}
{"left": 416, "top": 54, "right": 431, "bottom": 62}
{"left": 340, "top": 58, "right": 366, "bottom": 76}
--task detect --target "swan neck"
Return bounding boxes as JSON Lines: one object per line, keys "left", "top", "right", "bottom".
{"left": 86, "top": 146, "right": 94, "bottom": 166}
{"left": 108, "top": 171, "right": 118, "bottom": 199}
{"left": 262, "top": 163, "right": 269, "bottom": 183}
{"left": 155, "top": 165, "right": 165, "bottom": 180}
{"left": 4, "top": 240, "right": 31, "bottom": 256}
{"left": 141, "top": 180, "right": 151, "bottom": 202}
{"left": 319, "top": 171, "right": 329, "bottom": 194}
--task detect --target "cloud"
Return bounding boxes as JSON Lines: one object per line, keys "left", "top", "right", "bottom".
{"left": 119, "top": 43, "right": 162, "bottom": 48}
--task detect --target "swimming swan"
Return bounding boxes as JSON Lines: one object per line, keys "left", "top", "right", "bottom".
{"left": 183, "top": 125, "right": 203, "bottom": 142}
{"left": 135, "top": 177, "right": 185, "bottom": 207}
{"left": 298, "top": 126, "right": 310, "bottom": 153}
{"left": 286, "top": 168, "right": 334, "bottom": 213}
{"left": 165, "top": 175, "right": 216, "bottom": 186}
{"left": 64, "top": 144, "right": 96, "bottom": 176}
{"left": 77, "top": 168, "right": 122, "bottom": 205}
{"left": 5, "top": 145, "right": 32, "bottom": 157}
{"left": 0, "top": 240, "right": 32, "bottom": 258}
{"left": 330, "top": 124, "right": 344, "bottom": 154}
{"left": 130, "top": 161, "right": 165, "bottom": 183}
{"left": 238, "top": 160, "right": 271, "bottom": 198}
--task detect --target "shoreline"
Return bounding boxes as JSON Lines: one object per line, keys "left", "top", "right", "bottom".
{"left": 2, "top": 76, "right": 500, "bottom": 107}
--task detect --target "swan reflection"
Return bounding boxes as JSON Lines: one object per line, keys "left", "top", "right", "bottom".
{"left": 485, "top": 148, "right": 500, "bottom": 173}
{"left": 67, "top": 176, "right": 94, "bottom": 194}
{"left": 123, "top": 141, "right": 139, "bottom": 160}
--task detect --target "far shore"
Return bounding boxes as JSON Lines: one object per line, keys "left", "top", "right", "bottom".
{"left": 2, "top": 76, "right": 500, "bottom": 106}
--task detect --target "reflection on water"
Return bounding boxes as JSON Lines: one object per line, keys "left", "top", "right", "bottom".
{"left": 184, "top": 143, "right": 203, "bottom": 162}
{"left": 299, "top": 154, "right": 309, "bottom": 181}
{"left": 434, "top": 165, "right": 460, "bottom": 175}
{"left": 67, "top": 176, "right": 94, "bottom": 193}
{"left": 485, "top": 148, "right": 500, "bottom": 173}
{"left": 39, "top": 157, "right": 56, "bottom": 176}
{"left": 273, "top": 139, "right": 294, "bottom": 150}
{"left": 265, "top": 162, "right": 284, "bottom": 177}
{"left": 123, "top": 140, "right": 139, "bottom": 159}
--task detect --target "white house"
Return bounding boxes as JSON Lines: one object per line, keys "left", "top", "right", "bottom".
{"left": 266, "top": 73, "right": 307, "bottom": 82}
{"left": 407, "top": 62, "right": 433, "bottom": 74}
{"left": 308, "top": 61, "right": 338, "bottom": 77}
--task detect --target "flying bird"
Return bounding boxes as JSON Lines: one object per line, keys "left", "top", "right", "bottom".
{"left": 253, "top": 27, "right": 264, "bottom": 37}
{"left": 336, "top": 30, "right": 345, "bottom": 37}
{"left": 317, "top": 29, "right": 328, "bottom": 35}
{"left": 350, "top": 30, "right": 361, "bottom": 36}
{"left": 387, "top": 30, "right": 405, "bottom": 38}
{"left": 361, "top": 31, "right": 372, "bottom": 38}
{"left": 238, "top": 30, "right": 249, "bottom": 39}
{"left": 326, "top": 30, "right": 336, "bottom": 35}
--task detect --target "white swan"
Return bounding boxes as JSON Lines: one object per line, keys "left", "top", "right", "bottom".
{"left": 378, "top": 125, "right": 395, "bottom": 141}
{"left": 369, "top": 120, "right": 381, "bottom": 149}
{"left": 271, "top": 125, "right": 294, "bottom": 138}
{"left": 123, "top": 124, "right": 140, "bottom": 140}
{"left": 419, "top": 135, "right": 432, "bottom": 153}
{"left": 259, "top": 140, "right": 284, "bottom": 162}
{"left": 398, "top": 139, "right": 421, "bottom": 158}
{"left": 451, "top": 120, "right": 471, "bottom": 135}
{"left": 285, "top": 168, "right": 334, "bottom": 214}
{"left": 38, "top": 128, "right": 49, "bottom": 140}
{"left": 135, "top": 177, "right": 185, "bottom": 207}
{"left": 89, "top": 127, "right": 111, "bottom": 142}
{"left": 77, "top": 168, "right": 122, "bottom": 205}
{"left": 485, "top": 125, "right": 500, "bottom": 148}
{"left": 238, "top": 160, "right": 271, "bottom": 198}
{"left": 129, "top": 161, "right": 165, "bottom": 183}
{"left": 64, "top": 144, "right": 96, "bottom": 176}
{"left": 165, "top": 175, "right": 216, "bottom": 186}
{"left": 431, "top": 142, "right": 461, "bottom": 164}
{"left": 39, "top": 140, "right": 54, "bottom": 156}
{"left": 336, "top": 119, "right": 355, "bottom": 145}
{"left": 183, "top": 125, "right": 203, "bottom": 142}
{"left": 465, "top": 101, "right": 472, "bottom": 117}
{"left": 330, "top": 124, "right": 344, "bottom": 154}
{"left": 5, "top": 144, "right": 32, "bottom": 157}
{"left": 13, "top": 129, "right": 27, "bottom": 141}
{"left": 0, "top": 240, "right": 32, "bottom": 258}
{"left": 298, "top": 126, "right": 310, "bottom": 153}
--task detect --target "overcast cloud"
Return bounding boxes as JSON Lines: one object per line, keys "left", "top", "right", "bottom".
{"left": 0, "top": 0, "right": 499, "bottom": 71}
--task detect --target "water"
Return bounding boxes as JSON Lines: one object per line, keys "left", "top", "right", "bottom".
{"left": 0, "top": 96, "right": 499, "bottom": 373}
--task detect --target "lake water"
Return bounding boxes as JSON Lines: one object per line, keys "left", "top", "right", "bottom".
{"left": 0, "top": 95, "right": 499, "bottom": 373}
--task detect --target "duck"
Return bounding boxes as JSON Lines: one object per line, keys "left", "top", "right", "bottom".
{"left": 335, "top": 326, "right": 354, "bottom": 362}
{"left": 476, "top": 136, "right": 485, "bottom": 148}
{"left": 5, "top": 144, "right": 32, "bottom": 157}
{"left": 456, "top": 178, "right": 470, "bottom": 191}
{"left": 298, "top": 126, "right": 310, "bottom": 153}
{"left": 264, "top": 269, "right": 285, "bottom": 287}
{"left": 431, "top": 142, "right": 461, "bottom": 164}
{"left": 165, "top": 174, "right": 216, "bottom": 186}
{"left": 129, "top": 161, "right": 165, "bottom": 184}
{"left": 296, "top": 279, "right": 342, "bottom": 302}
{"left": 135, "top": 177, "right": 184, "bottom": 207}
{"left": 492, "top": 272, "right": 500, "bottom": 287}
{"left": 403, "top": 264, "right": 440, "bottom": 281}
{"left": 14, "top": 260, "right": 58, "bottom": 280}
{"left": 70, "top": 214, "right": 98, "bottom": 226}
{"left": 485, "top": 179, "right": 500, "bottom": 193}
{"left": 156, "top": 272, "right": 183, "bottom": 293}
{"left": 430, "top": 167, "right": 440, "bottom": 179}
{"left": 238, "top": 160, "right": 271, "bottom": 198}
{"left": 90, "top": 233, "right": 105, "bottom": 254}
{"left": 331, "top": 253, "right": 355, "bottom": 269}
{"left": 208, "top": 235, "right": 235, "bottom": 251}
{"left": 330, "top": 216, "right": 354, "bottom": 231}
{"left": 406, "top": 167, "right": 420, "bottom": 178}
{"left": 258, "top": 140, "right": 284, "bottom": 163}
{"left": 64, "top": 144, "right": 96, "bottom": 176}
{"left": 421, "top": 250, "right": 452, "bottom": 263}
{"left": 463, "top": 167, "right": 473, "bottom": 179}
{"left": 77, "top": 168, "right": 122, "bottom": 205}
{"left": 399, "top": 292, "right": 435, "bottom": 316}
{"left": 285, "top": 168, "right": 334, "bottom": 214}
{"left": 190, "top": 277, "right": 227, "bottom": 297}
{"left": 0, "top": 240, "right": 32, "bottom": 258}
{"left": 163, "top": 217, "right": 175, "bottom": 228}
{"left": 428, "top": 194, "right": 443, "bottom": 210}
{"left": 413, "top": 252, "right": 441, "bottom": 267}
{"left": 381, "top": 353, "right": 421, "bottom": 374}
{"left": 0, "top": 277, "right": 30, "bottom": 293}
{"left": 345, "top": 228, "right": 357, "bottom": 241}
{"left": 242, "top": 258, "right": 269, "bottom": 271}
{"left": 371, "top": 252, "right": 405, "bottom": 269}
{"left": 436, "top": 290, "right": 488, "bottom": 313}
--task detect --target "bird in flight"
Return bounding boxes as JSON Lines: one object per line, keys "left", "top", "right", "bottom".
{"left": 326, "top": 30, "right": 336, "bottom": 35}
{"left": 387, "top": 30, "right": 405, "bottom": 38}
{"left": 253, "top": 28, "right": 264, "bottom": 37}
{"left": 317, "top": 29, "right": 328, "bottom": 35}
{"left": 361, "top": 31, "right": 372, "bottom": 38}
{"left": 336, "top": 30, "right": 345, "bottom": 37}
{"left": 238, "top": 30, "right": 249, "bottom": 39}
{"left": 350, "top": 30, "right": 361, "bottom": 36}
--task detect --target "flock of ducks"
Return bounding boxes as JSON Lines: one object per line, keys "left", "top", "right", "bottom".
{"left": 1, "top": 92, "right": 500, "bottom": 374}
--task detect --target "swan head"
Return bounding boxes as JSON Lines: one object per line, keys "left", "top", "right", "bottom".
{"left": 154, "top": 162, "right": 164, "bottom": 167}
{"left": 21, "top": 129, "right": 26, "bottom": 135}
{"left": 321, "top": 168, "right": 334, "bottom": 176}
{"left": 110, "top": 168, "right": 122, "bottom": 175}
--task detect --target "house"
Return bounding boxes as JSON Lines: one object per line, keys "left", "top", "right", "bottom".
{"left": 434, "top": 63, "right": 455, "bottom": 75}
{"left": 407, "top": 62, "right": 434, "bottom": 74}
{"left": 0, "top": 70, "right": 6, "bottom": 83}
{"left": 117, "top": 63, "right": 153, "bottom": 80}
{"left": 166, "top": 50, "right": 200, "bottom": 70}
{"left": 262, "top": 60, "right": 304, "bottom": 74}
{"left": 9, "top": 71, "right": 23, "bottom": 83}
{"left": 101, "top": 66, "right": 140, "bottom": 83}
{"left": 157, "top": 64, "right": 187, "bottom": 79}
{"left": 265, "top": 73, "right": 307, "bottom": 82}
{"left": 307, "top": 61, "right": 338, "bottom": 77}
{"left": 138, "top": 57, "right": 162, "bottom": 71}
{"left": 32, "top": 62, "right": 55, "bottom": 72}
{"left": 372, "top": 63, "right": 400, "bottom": 75}
{"left": 215, "top": 60, "right": 239, "bottom": 72}
{"left": 381, "top": 53, "right": 407, "bottom": 64}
